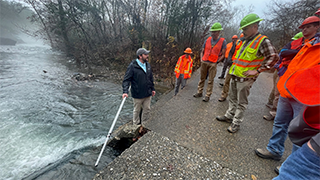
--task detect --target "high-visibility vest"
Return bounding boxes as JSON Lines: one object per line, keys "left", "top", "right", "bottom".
{"left": 202, "top": 37, "right": 225, "bottom": 63}
{"left": 174, "top": 55, "right": 193, "bottom": 79}
{"left": 225, "top": 42, "right": 233, "bottom": 58}
{"left": 285, "top": 65, "right": 320, "bottom": 106}
{"left": 229, "top": 34, "right": 267, "bottom": 78}
{"left": 232, "top": 39, "right": 243, "bottom": 61}
{"left": 278, "top": 38, "right": 320, "bottom": 98}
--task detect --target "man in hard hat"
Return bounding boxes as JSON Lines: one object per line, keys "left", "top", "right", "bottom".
{"left": 263, "top": 31, "right": 306, "bottom": 121}
{"left": 218, "top": 34, "right": 244, "bottom": 102}
{"left": 193, "top": 22, "right": 227, "bottom": 102}
{"left": 218, "top": 35, "right": 238, "bottom": 79}
{"left": 174, "top": 48, "right": 193, "bottom": 96}
{"left": 216, "top": 14, "right": 279, "bottom": 133}
{"left": 255, "top": 16, "right": 320, "bottom": 162}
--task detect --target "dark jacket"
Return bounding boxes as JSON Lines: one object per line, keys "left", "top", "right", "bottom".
{"left": 289, "top": 106, "right": 320, "bottom": 156}
{"left": 122, "top": 59, "right": 155, "bottom": 99}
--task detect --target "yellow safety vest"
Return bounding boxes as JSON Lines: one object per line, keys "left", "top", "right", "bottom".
{"left": 229, "top": 34, "right": 267, "bottom": 78}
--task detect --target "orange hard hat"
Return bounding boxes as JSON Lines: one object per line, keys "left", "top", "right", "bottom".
{"left": 240, "top": 33, "right": 244, "bottom": 38}
{"left": 232, "top": 35, "right": 238, "bottom": 39}
{"left": 299, "top": 16, "right": 320, "bottom": 29}
{"left": 316, "top": 8, "right": 320, "bottom": 15}
{"left": 184, "top": 47, "right": 192, "bottom": 54}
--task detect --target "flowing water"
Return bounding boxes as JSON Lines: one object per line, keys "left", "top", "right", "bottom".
{"left": 0, "top": 42, "right": 147, "bottom": 180}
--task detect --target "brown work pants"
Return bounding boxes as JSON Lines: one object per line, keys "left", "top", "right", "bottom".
{"left": 220, "top": 68, "right": 232, "bottom": 98}
{"left": 197, "top": 61, "right": 217, "bottom": 97}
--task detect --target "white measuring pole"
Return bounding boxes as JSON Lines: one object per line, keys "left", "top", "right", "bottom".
{"left": 95, "top": 89, "right": 130, "bottom": 167}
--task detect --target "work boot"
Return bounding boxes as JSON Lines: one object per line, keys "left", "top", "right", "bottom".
{"left": 216, "top": 116, "right": 232, "bottom": 123}
{"left": 263, "top": 114, "right": 275, "bottom": 121}
{"left": 219, "top": 83, "right": 224, "bottom": 88}
{"left": 255, "top": 148, "right": 281, "bottom": 161}
{"left": 218, "top": 76, "right": 224, "bottom": 79}
{"left": 193, "top": 92, "right": 202, "bottom": 98}
{"left": 202, "top": 96, "right": 210, "bottom": 102}
{"left": 218, "top": 97, "right": 226, "bottom": 102}
{"left": 227, "top": 123, "right": 240, "bottom": 133}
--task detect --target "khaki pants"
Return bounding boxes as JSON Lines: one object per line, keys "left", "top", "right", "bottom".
{"left": 133, "top": 96, "right": 151, "bottom": 125}
{"left": 220, "top": 69, "right": 232, "bottom": 98}
{"left": 197, "top": 61, "right": 217, "bottom": 97}
{"left": 225, "top": 78, "right": 255, "bottom": 125}
{"left": 267, "top": 70, "right": 278, "bottom": 105}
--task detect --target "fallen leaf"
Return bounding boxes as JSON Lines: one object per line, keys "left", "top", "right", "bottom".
{"left": 251, "top": 174, "right": 257, "bottom": 180}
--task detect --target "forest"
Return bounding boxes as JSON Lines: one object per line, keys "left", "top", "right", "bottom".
{"left": 1, "top": 0, "right": 319, "bottom": 86}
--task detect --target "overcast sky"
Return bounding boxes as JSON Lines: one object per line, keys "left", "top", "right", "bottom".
{"left": 233, "top": 0, "right": 287, "bottom": 18}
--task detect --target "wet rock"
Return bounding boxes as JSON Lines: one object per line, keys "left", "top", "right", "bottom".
{"left": 107, "top": 123, "right": 149, "bottom": 151}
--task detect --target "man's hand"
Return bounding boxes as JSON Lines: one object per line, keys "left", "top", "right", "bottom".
{"left": 243, "top": 70, "right": 259, "bottom": 77}
{"left": 122, "top": 93, "right": 128, "bottom": 99}
{"left": 152, "top": 91, "right": 156, "bottom": 97}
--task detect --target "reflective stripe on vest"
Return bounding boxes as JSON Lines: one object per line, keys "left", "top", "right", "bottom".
{"left": 202, "top": 37, "right": 225, "bottom": 63}
{"left": 229, "top": 34, "right": 267, "bottom": 78}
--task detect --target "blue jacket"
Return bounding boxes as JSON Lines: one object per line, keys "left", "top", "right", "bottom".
{"left": 122, "top": 60, "right": 155, "bottom": 99}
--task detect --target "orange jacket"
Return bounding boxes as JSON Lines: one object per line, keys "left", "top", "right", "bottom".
{"left": 202, "top": 37, "right": 225, "bottom": 63}
{"left": 174, "top": 55, "right": 193, "bottom": 79}
{"left": 278, "top": 38, "right": 320, "bottom": 98}
{"left": 225, "top": 42, "right": 233, "bottom": 58}
{"left": 232, "top": 39, "right": 243, "bottom": 61}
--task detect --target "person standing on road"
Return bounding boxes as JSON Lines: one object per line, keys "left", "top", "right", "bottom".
{"left": 255, "top": 15, "right": 320, "bottom": 162}
{"left": 216, "top": 13, "right": 279, "bottom": 133}
{"left": 122, "top": 48, "right": 156, "bottom": 126}
{"left": 218, "top": 34, "right": 244, "bottom": 102}
{"left": 193, "top": 22, "right": 226, "bottom": 102}
{"left": 218, "top": 35, "right": 238, "bottom": 80}
{"left": 174, "top": 48, "right": 193, "bottom": 96}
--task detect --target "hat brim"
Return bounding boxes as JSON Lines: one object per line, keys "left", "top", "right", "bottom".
{"left": 210, "top": 28, "right": 223, "bottom": 31}
{"left": 239, "top": 18, "right": 263, "bottom": 30}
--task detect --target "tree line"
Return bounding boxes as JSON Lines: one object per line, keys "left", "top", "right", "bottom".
{"left": 6, "top": 0, "right": 319, "bottom": 86}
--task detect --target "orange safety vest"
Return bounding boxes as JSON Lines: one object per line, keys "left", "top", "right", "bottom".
{"left": 225, "top": 42, "right": 233, "bottom": 58}
{"left": 202, "top": 37, "right": 225, "bottom": 63}
{"left": 285, "top": 65, "right": 320, "bottom": 106}
{"left": 231, "top": 39, "right": 243, "bottom": 61}
{"left": 278, "top": 38, "right": 320, "bottom": 98}
{"left": 174, "top": 55, "right": 193, "bottom": 79}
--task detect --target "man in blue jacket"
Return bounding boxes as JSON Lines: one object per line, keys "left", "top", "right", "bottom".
{"left": 122, "top": 48, "right": 156, "bottom": 125}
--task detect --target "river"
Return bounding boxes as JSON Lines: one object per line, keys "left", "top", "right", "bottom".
{"left": 0, "top": 42, "right": 156, "bottom": 180}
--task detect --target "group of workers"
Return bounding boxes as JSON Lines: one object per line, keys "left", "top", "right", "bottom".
{"left": 122, "top": 10, "right": 320, "bottom": 179}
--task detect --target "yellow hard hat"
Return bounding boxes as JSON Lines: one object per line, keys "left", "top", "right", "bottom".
{"left": 210, "top": 22, "right": 223, "bottom": 31}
